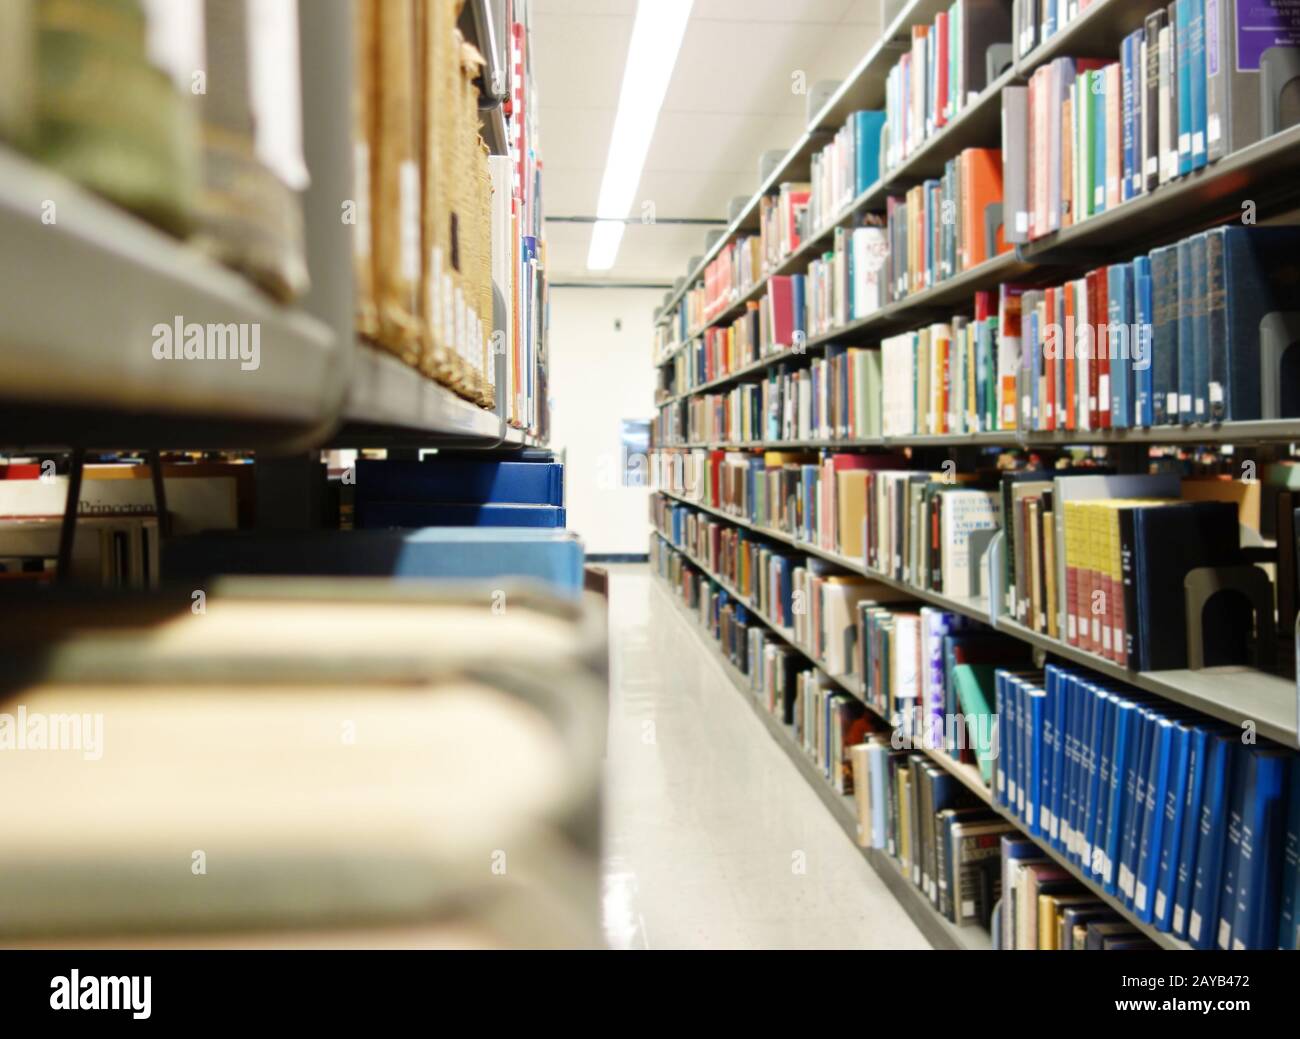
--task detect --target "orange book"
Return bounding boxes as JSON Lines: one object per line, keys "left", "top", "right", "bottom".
{"left": 960, "top": 147, "right": 1006, "bottom": 270}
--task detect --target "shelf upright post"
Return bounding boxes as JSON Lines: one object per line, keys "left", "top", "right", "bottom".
{"left": 296, "top": 0, "right": 357, "bottom": 438}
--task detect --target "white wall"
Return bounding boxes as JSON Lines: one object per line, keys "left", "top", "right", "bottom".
{"left": 548, "top": 286, "right": 660, "bottom": 557}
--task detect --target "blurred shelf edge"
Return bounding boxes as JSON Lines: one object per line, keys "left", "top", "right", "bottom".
{"left": 0, "top": 145, "right": 342, "bottom": 451}
{"left": 656, "top": 489, "right": 1300, "bottom": 747}
{"left": 340, "top": 343, "right": 540, "bottom": 448}
{"left": 651, "top": 571, "right": 993, "bottom": 950}
{"left": 651, "top": 419, "right": 1300, "bottom": 449}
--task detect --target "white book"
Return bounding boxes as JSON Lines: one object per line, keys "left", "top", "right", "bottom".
{"left": 939, "top": 489, "right": 1001, "bottom": 593}
{"left": 1158, "top": 26, "right": 1175, "bottom": 184}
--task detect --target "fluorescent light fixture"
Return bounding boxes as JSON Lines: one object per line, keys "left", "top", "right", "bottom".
{"left": 586, "top": 0, "right": 693, "bottom": 270}
{"left": 587, "top": 220, "right": 626, "bottom": 271}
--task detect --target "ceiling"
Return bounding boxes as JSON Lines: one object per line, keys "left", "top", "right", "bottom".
{"left": 532, "top": 0, "right": 883, "bottom": 285}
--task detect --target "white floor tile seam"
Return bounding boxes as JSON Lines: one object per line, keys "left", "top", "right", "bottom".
{"left": 600, "top": 566, "right": 931, "bottom": 951}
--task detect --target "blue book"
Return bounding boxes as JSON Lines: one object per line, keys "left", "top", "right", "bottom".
{"left": 1048, "top": 665, "right": 1071, "bottom": 852}
{"left": 1102, "top": 699, "right": 1139, "bottom": 895}
{"left": 356, "top": 502, "right": 566, "bottom": 529}
{"left": 1015, "top": 674, "right": 1030, "bottom": 824}
{"left": 1085, "top": 690, "right": 1118, "bottom": 879}
{"left": 1027, "top": 685, "right": 1046, "bottom": 836}
{"left": 1188, "top": 0, "right": 1207, "bottom": 169}
{"left": 1214, "top": 746, "right": 1253, "bottom": 948}
{"left": 1279, "top": 760, "right": 1300, "bottom": 950}
{"left": 1118, "top": 708, "right": 1156, "bottom": 905}
{"left": 995, "top": 671, "right": 1011, "bottom": 808}
{"left": 1134, "top": 717, "right": 1177, "bottom": 922}
{"left": 1229, "top": 748, "right": 1291, "bottom": 948}
{"left": 1188, "top": 733, "right": 1237, "bottom": 948}
{"left": 1152, "top": 722, "right": 1193, "bottom": 929}
{"left": 1175, "top": 0, "right": 1193, "bottom": 174}
{"left": 1190, "top": 231, "right": 1209, "bottom": 423}
{"left": 868, "top": 744, "right": 889, "bottom": 848}
{"left": 1168, "top": 724, "right": 1212, "bottom": 936}
{"left": 1149, "top": 244, "right": 1180, "bottom": 424}
{"left": 1072, "top": 678, "right": 1098, "bottom": 867}
{"left": 1078, "top": 682, "right": 1107, "bottom": 871}
{"left": 161, "top": 527, "right": 586, "bottom": 595}
{"left": 1064, "top": 672, "right": 1086, "bottom": 860}
{"left": 1132, "top": 255, "right": 1154, "bottom": 426}
{"left": 1175, "top": 236, "right": 1195, "bottom": 424}
{"left": 1040, "top": 669, "right": 1058, "bottom": 840}
{"left": 1121, "top": 31, "right": 1139, "bottom": 200}
{"left": 1107, "top": 263, "right": 1133, "bottom": 428}
{"left": 354, "top": 459, "right": 564, "bottom": 506}
{"left": 1092, "top": 70, "right": 1107, "bottom": 215}
{"left": 852, "top": 110, "right": 887, "bottom": 194}
{"left": 792, "top": 275, "right": 807, "bottom": 338}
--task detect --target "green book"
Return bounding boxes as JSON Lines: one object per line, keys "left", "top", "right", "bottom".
{"left": 951, "top": 662, "right": 998, "bottom": 783}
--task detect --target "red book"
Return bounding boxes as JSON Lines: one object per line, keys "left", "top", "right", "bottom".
{"left": 1063, "top": 280, "right": 1076, "bottom": 429}
{"left": 935, "top": 13, "right": 949, "bottom": 129}
{"left": 767, "top": 276, "right": 796, "bottom": 349}
{"left": 1084, "top": 269, "right": 1102, "bottom": 429}
{"left": 1093, "top": 268, "right": 1111, "bottom": 429}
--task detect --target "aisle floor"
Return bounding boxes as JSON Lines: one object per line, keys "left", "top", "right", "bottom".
{"left": 600, "top": 565, "right": 930, "bottom": 950}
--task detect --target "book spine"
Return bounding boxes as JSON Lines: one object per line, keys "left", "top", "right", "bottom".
{"left": 1175, "top": 0, "right": 1192, "bottom": 174}
{"left": 1144, "top": 13, "right": 1163, "bottom": 191}
{"left": 1189, "top": 0, "right": 1207, "bottom": 168}
{"left": 1205, "top": 228, "right": 1227, "bottom": 421}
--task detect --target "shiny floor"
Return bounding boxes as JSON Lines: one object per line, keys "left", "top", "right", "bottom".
{"left": 601, "top": 565, "right": 931, "bottom": 950}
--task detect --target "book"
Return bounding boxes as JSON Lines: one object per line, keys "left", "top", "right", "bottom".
{"left": 354, "top": 459, "right": 564, "bottom": 506}
{"left": 355, "top": 502, "right": 567, "bottom": 529}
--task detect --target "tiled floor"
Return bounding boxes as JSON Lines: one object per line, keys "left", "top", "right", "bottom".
{"left": 600, "top": 565, "right": 931, "bottom": 950}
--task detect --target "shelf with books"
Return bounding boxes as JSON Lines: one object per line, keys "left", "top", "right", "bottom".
{"left": 883, "top": 65, "right": 1019, "bottom": 186}
{"left": 987, "top": 798, "right": 1192, "bottom": 949}
{"left": 1015, "top": 0, "right": 1162, "bottom": 77}
{"left": 0, "top": 146, "right": 342, "bottom": 449}
{"left": 657, "top": 0, "right": 1016, "bottom": 335}
{"left": 809, "top": 0, "right": 964, "bottom": 133}
{"left": 657, "top": 489, "right": 994, "bottom": 626}
{"left": 342, "top": 343, "right": 540, "bottom": 448}
{"left": 677, "top": 71, "right": 1024, "bottom": 344}
{"left": 659, "top": 485, "right": 1300, "bottom": 747}
{"left": 805, "top": 248, "right": 1034, "bottom": 349}
{"left": 997, "top": 616, "right": 1300, "bottom": 748}
{"left": 1020, "top": 122, "right": 1300, "bottom": 262}
{"left": 652, "top": 560, "right": 995, "bottom": 951}
{"left": 655, "top": 418, "right": 1300, "bottom": 452}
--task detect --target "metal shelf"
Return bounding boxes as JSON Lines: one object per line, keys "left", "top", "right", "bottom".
{"left": 652, "top": 568, "right": 994, "bottom": 951}
{"left": 1016, "top": 0, "right": 1163, "bottom": 75}
{"left": 1022, "top": 122, "right": 1300, "bottom": 262}
{"left": 654, "top": 422, "right": 1300, "bottom": 451}
{"left": 340, "top": 343, "right": 539, "bottom": 448}
{"left": 998, "top": 618, "right": 1300, "bottom": 748}
{"left": 0, "top": 147, "right": 343, "bottom": 451}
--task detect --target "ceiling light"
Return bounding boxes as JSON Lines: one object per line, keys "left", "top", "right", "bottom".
{"left": 585, "top": 0, "right": 693, "bottom": 270}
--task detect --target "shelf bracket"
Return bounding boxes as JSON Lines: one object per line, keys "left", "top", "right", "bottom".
{"left": 56, "top": 448, "right": 85, "bottom": 585}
